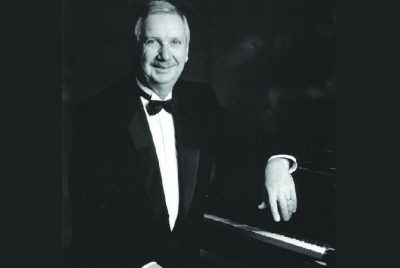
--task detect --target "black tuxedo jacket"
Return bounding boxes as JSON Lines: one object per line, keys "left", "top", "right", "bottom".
{"left": 66, "top": 75, "right": 276, "bottom": 268}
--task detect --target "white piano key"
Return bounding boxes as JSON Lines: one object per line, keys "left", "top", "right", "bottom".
{"left": 204, "top": 213, "right": 329, "bottom": 259}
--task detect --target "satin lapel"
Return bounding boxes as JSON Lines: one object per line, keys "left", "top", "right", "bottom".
{"left": 124, "top": 79, "right": 169, "bottom": 218}
{"left": 173, "top": 82, "right": 201, "bottom": 221}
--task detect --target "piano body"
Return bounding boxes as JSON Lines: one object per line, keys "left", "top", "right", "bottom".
{"left": 200, "top": 148, "right": 336, "bottom": 268}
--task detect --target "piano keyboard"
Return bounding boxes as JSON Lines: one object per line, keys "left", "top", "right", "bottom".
{"left": 204, "top": 213, "right": 335, "bottom": 263}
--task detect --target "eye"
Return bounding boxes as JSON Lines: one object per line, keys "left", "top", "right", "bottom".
{"left": 170, "top": 39, "right": 182, "bottom": 46}
{"left": 144, "top": 39, "right": 159, "bottom": 46}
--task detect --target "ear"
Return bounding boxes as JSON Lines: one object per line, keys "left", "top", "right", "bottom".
{"left": 185, "top": 42, "right": 189, "bottom": 62}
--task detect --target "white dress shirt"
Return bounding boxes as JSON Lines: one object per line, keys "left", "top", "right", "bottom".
{"left": 137, "top": 80, "right": 180, "bottom": 231}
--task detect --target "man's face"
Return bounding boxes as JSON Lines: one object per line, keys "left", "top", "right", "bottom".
{"left": 139, "top": 13, "right": 189, "bottom": 90}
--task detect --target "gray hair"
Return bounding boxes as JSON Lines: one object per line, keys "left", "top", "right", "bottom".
{"left": 133, "top": 0, "right": 191, "bottom": 45}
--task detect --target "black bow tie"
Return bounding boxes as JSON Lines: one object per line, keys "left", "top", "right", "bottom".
{"left": 138, "top": 89, "right": 179, "bottom": 115}
{"left": 146, "top": 98, "right": 179, "bottom": 115}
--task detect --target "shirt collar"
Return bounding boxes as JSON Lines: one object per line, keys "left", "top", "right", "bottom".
{"left": 136, "top": 79, "right": 173, "bottom": 101}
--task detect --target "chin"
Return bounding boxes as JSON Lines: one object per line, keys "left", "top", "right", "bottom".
{"left": 152, "top": 72, "right": 178, "bottom": 85}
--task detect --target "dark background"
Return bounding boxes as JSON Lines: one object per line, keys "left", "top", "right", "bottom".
{"left": 7, "top": 1, "right": 398, "bottom": 268}
{"left": 62, "top": 0, "right": 335, "bottom": 252}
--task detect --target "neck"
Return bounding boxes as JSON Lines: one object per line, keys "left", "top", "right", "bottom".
{"left": 150, "top": 86, "right": 172, "bottom": 100}
{"left": 137, "top": 77, "right": 176, "bottom": 100}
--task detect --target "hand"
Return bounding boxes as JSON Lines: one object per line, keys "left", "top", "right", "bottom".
{"left": 142, "top": 262, "right": 163, "bottom": 268}
{"left": 148, "top": 264, "right": 163, "bottom": 268}
{"left": 259, "top": 158, "right": 297, "bottom": 222}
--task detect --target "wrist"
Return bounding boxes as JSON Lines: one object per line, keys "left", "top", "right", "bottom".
{"left": 268, "top": 155, "right": 297, "bottom": 173}
{"left": 267, "top": 157, "right": 290, "bottom": 169}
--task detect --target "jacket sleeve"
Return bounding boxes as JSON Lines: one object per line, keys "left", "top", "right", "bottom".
{"left": 203, "top": 86, "right": 297, "bottom": 213}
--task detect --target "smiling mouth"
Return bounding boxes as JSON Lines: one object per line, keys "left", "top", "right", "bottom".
{"left": 152, "top": 62, "right": 175, "bottom": 69}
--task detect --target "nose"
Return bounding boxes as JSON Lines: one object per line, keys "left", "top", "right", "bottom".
{"left": 157, "top": 44, "right": 171, "bottom": 61}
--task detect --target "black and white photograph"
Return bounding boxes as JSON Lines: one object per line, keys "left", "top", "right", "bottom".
{"left": 62, "top": 0, "right": 335, "bottom": 267}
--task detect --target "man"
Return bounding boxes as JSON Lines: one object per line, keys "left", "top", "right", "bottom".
{"left": 66, "top": 1, "right": 297, "bottom": 267}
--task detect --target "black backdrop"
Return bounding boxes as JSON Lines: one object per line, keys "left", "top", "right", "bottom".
{"left": 62, "top": 0, "right": 335, "bottom": 249}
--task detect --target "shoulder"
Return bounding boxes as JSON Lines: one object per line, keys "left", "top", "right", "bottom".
{"left": 175, "top": 79, "right": 214, "bottom": 93}
{"left": 71, "top": 76, "right": 137, "bottom": 134}
{"left": 74, "top": 75, "right": 136, "bottom": 118}
{"left": 80, "top": 76, "right": 134, "bottom": 110}
{"left": 174, "top": 79, "right": 218, "bottom": 104}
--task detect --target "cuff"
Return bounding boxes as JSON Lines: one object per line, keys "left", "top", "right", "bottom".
{"left": 268, "top": 155, "right": 298, "bottom": 174}
{"left": 142, "top": 261, "right": 157, "bottom": 268}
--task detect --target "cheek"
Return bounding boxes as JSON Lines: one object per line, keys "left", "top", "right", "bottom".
{"left": 175, "top": 49, "right": 188, "bottom": 63}
{"left": 141, "top": 49, "right": 157, "bottom": 64}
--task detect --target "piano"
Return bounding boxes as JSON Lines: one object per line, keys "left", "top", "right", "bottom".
{"left": 201, "top": 213, "right": 335, "bottom": 267}
{"left": 200, "top": 148, "right": 336, "bottom": 267}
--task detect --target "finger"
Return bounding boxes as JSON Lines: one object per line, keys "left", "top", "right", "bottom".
{"left": 278, "top": 195, "right": 290, "bottom": 221}
{"left": 282, "top": 185, "right": 294, "bottom": 217}
{"left": 286, "top": 199, "right": 294, "bottom": 216}
{"left": 284, "top": 188, "right": 291, "bottom": 201}
{"left": 286, "top": 197, "right": 293, "bottom": 207}
{"left": 268, "top": 194, "right": 280, "bottom": 222}
{"left": 290, "top": 183, "right": 297, "bottom": 213}
{"left": 258, "top": 201, "right": 268, "bottom": 210}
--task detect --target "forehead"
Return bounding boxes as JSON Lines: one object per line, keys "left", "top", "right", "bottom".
{"left": 142, "top": 13, "right": 186, "bottom": 38}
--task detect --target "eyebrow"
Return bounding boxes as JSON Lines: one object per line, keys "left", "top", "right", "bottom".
{"left": 143, "top": 36, "right": 185, "bottom": 42}
{"left": 144, "top": 35, "right": 184, "bottom": 39}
